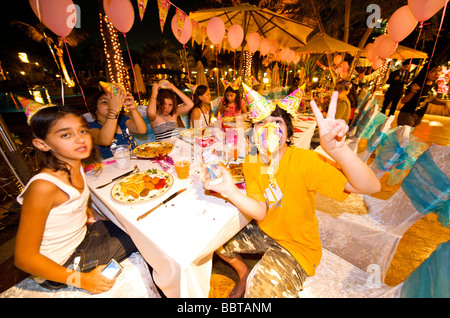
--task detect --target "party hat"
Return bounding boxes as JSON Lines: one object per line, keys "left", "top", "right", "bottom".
{"left": 99, "top": 81, "right": 126, "bottom": 95}
{"left": 277, "top": 83, "right": 306, "bottom": 120}
{"left": 221, "top": 77, "right": 241, "bottom": 90}
{"left": 242, "top": 83, "right": 275, "bottom": 123}
{"left": 17, "top": 96, "right": 52, "bottom": 125}
{"left": 185, "top": 83, "right": 198, "bottom": 92}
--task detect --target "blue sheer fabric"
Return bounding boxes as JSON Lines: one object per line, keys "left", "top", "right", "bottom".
{"left": 366, "top": 126, "right": 389, "bottom": 153}
{"left": 401, "top": 240, "right": 450, "bottom": 298}
{"left": 401, "top": 148, "right": 450, "bottom": 228}
{"left": 373, "top": 129, "right": 406, "bottom": 170}
{"left": 359, "top": 112, "right": 387, "bottom": 139}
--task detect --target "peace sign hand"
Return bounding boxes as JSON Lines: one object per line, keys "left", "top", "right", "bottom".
{"left": 310, "top": 91, "right": 349, "bottom": 156}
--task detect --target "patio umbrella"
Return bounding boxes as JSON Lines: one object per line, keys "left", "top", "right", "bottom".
{"left": 189, "top": 4, "right": 314, "bottom": 50}
{"left": 295, "top": 33, "right": 361, "bottom": 54}
{"left": 133, "top": 64, "right": 146, "bottom": 94}
{"left": 391, "top": 45, "right": 428, "bottom": 60}
{"left": 195, "top": 61, "right": 208, "bottom": 86}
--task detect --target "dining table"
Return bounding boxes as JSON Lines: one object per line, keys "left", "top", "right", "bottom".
{"left": 85, "top": 120, "right": 317, "bottom": 298}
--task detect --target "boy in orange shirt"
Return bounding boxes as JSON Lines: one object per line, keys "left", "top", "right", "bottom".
{"left": 202, "top": 85, "right": 380, "bottom": 298}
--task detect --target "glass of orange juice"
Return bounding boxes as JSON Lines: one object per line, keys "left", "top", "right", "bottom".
{"left": 174, "top": 159, "right": 190, "bottom": 179}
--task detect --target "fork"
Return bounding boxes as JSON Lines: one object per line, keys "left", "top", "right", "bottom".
{"left": 95, "top": 165, "right": 139, "bottom": 189}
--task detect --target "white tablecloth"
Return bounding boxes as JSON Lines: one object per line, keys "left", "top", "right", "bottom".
{"left": 86, "top": 139, "right": 250, "bottom": 298}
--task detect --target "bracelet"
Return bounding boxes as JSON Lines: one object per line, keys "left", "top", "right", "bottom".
{"left": 106, "top": 109, "right": 119, "bottom": 119}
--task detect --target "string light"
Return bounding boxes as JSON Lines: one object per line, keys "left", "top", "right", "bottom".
{"left": 243, "top": 51, "right": 252, "bottom": 78}
{"left": 99, "top": 13, "right": 130, "bottom": 90}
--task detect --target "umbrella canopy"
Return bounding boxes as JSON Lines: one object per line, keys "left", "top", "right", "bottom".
{"left": 195, "top": 61, "right": 208, "bottom": 86}
{"left": 189, "top": 4, "right": 314, "bottom": 50}
{"left": 360, "top": 44, "right": 428, "bottom": 60}
{"left": 295, "top": 33, "right": 361, "bottom": 55}
{"left": 391, "top": 45, "right": 428, "bottom": 60}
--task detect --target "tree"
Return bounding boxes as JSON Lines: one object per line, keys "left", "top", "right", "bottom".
{"left": 11, "top": 21, "right": 87, "bottom": 87}
{"left": 140, "top": 39, "right": 180, "bottom": 71}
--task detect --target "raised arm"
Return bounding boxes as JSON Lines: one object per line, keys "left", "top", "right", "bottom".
{"left": 147, "top": 84, "right": 159, "bottom": 122}
{"left": 90, "top": 91, "right": 126, "bottom": 146}
{"left": 311, "top": 92, "right": 381, "bottom": 194}
{"left": 167, "top": 82, "right": 194, "bottom": 115}
{"left": 123, "top": 93, "right": 147, "bottom": 134}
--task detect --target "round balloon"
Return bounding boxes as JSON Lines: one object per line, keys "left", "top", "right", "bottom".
{"left": 247, "top": 32, "right": 261, "bottom": 53}
{"left": 269, "top": 39, "right": 279, "bottom": 55}
{"left": 29, "top": 0, "right": 76, "bottom": 37}
{"left": 280, "top": 47, "right": 290, "bottom": 61}
{"left": 333, "top": 55, "right": 343, "bottom": 65}
{"left": 372, "top": 58, "right": 383, "bottom": 70}
{"left": 293, "top": 54, "right": 301, "bottom": 64}
{"left": 287, "top": 49, "right": 295, "bottom": 63}
{"left": 387, "top": 5, "right": 418, "bottom": 43}
{"left": 171, "top": 14, "right": 192, "bottom": 45}
{"left": 260, "top": 38, "right": 272, "bottom": 56}
{"left": 408, "top": 0, "right": 446, "bottom": 22}
{"left": 207, "top": 17, "right": 226, "bottom": 45}
{"left": 227, "top": 24, "right": 244, "bottom": 50}
{"left": 365, "top": 43, "right": 378, "bottom": 63}
{"left": 103, "top": 0, "right": 135, "bottom": 33}
{"left": 374, "top": 34, "right": 398, "bottom": 59}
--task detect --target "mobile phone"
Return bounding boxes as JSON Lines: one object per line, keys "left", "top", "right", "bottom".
{"left": 101, "top": 259, "right": 123, "bottom": 280}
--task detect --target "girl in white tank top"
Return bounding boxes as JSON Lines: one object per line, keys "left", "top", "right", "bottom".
{"left": 14, "top": 106, "right": 136, "bottom": 294}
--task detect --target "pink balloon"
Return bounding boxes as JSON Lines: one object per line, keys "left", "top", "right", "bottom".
{"left": 247, "top": 32, "right": 260, "bottom": 53}
{"left": 372, "top": 58, "right": 383, "bottom": 70}
{"left": 341, "top": 61, "right": 349, "bottom": 71}
{"left": 260, "top": 38, "right": 272, "bottom": 56}
{"left": 29, "top": 0, "right": 76, "bottom": 37}
{"left": 269, "top": 39, "right": 279, "bottom": 54}
{"left": 408, "top": 0, "right": 446, "bottom": 22}
{"left": 207, "top": 17, "right": 226, "bottom": 45}
{"left": 365, "top": 43, "right": 378, "bottom": 63}
{"left": 387, "top": 6, "right": 418, "bottom": 43}
{"left": 280, "top": 47, "right": 290, "bottom": 61}
{"left": 293, "top": 54, "right": 301, "bottom": 64}
{"left": 103, "top": 0, "right": 135, "bottom": 34}
{"left": 287, "top": 49, "right": 295, "bottom": 63}
{"left": 374, "top": 34, "right": 398, "bottom": 59}
{"left": 171, "top": 14, "right": 192, "bottom": 45}
{"left": 341, "top": 71, "right": 348, "bottom": 79}
{"left": 227, "top": 24, "right": 244, "bottom": 50}
{"left": 333, "top": 55, "right": 343, "bottom": 65}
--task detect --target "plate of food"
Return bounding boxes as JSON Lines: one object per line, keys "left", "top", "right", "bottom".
{"left": 228, "top": 163, "right": 245, "bottom": 184}
{"left": 111, "top": 169, "right": 174, "bottom": 204}
{"left": 180, "top": 128, "right": 214, "bottom": 141}
{"left": 132, "top": 142, "right": 174, "bottom": 159}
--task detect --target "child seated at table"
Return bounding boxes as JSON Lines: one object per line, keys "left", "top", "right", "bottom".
{"left": 216, "top": 79, "right": 248, "bottom": 117}
{"left": 147, "top": 81, "right": 194, "bottom": 140}
{"left": 15, "top": 106, "right": 138, "bottom": 294}
{"left": 190, "top": 84, "right": 213, "bottom": 129}
{"left": 87, "top": 87, "right": 147, "bottom": 159}
{"left": 335, "top": 80, "right": 352, "bottom": 124}
{"left": 201, "top": 85, "right": 380, "bottom": 298}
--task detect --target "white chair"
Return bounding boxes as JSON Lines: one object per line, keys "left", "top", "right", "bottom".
{"left": 0, "top": 252, "right": 161, "bottom": 298}
{"left": 315, "top": 144, "right": 450, "bottom": 282}
{"left": 299, "top": 248, "right": 403, "bottom": 298}
{"left": 368, "top": 125, "right": 412, "bottom": 179}
{"left": 347, "top": 103, "right": 380, "bottom": 152}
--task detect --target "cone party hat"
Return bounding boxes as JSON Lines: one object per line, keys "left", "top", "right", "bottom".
{"left": 242, "top": 83, "right": 275, "bottom": 123}
{"left": 277, "top": 83, "right": 306, "bottom": 120}
{"left": 99, "top": 81, "right": 126, "bottom": 95}
{"left": 17, "top": 96, "right": 52, "bottom": 125}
